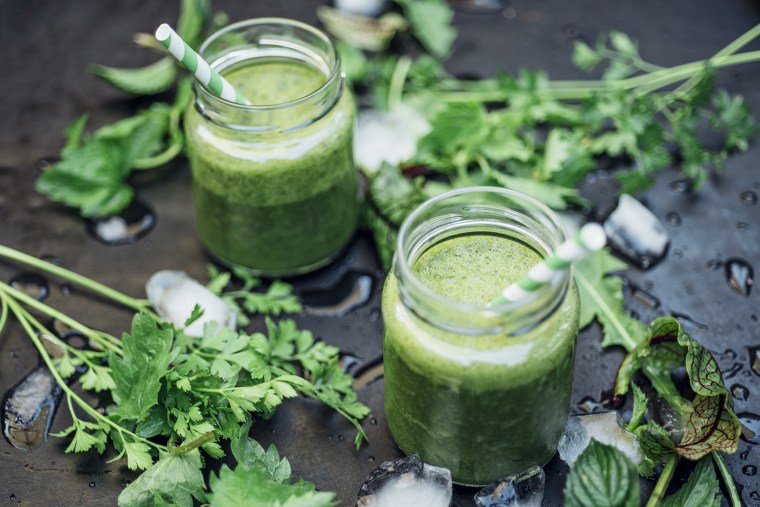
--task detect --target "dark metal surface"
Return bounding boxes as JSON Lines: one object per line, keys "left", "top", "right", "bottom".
{"left": 1, "top": 0, "right": 759, "bottom": 505}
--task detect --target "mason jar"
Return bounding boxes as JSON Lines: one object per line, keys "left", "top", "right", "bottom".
{"left": 382, "top": 187, "right": 580, "bottom": 485}
{"left": 185, "top": 18, "right": 358, "bottom": 276}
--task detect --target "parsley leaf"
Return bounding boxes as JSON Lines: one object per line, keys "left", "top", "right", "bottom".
{"left": 118, "top": 450, "right": 206, "bottom": 507}
{"left": 231, "top": 421, "right": 292, "bottom": 483}
{"left": 110, "top": 313, "right": 173, "bottom": 422}
{"left": 207, "top": 466, "right": 336, "bottom": 507}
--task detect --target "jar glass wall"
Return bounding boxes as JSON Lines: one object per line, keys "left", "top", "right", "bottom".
{"left": 382, "top": 187, "right": 580, "bottom": 486}
{"left": 185, "top": 18, "right": 358, "bottom": 276}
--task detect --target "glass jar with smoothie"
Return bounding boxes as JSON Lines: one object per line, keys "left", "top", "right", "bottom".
{"left": 382, "top": 187, "right": 580, "bottom": 486}
{"left": 185, "top": 19, "right": 358, "bottom": 276}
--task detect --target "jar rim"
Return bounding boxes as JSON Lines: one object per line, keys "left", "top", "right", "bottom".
{"left": 394, "top": 186, "right": 571, "bottom": 332}
{"left": 196, "top": 17, "right": 342, "bottom": 113}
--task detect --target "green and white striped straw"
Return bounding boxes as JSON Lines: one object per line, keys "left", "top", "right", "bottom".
{"left": 155, "top": 23, "right": 251, "bottom": 105}
{"left": 491, "top": 223, "right": 606, "bottom": 306}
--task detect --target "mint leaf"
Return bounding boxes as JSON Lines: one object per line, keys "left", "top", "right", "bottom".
{"left": 207, "top": 466, "right": 336, "bottom": 507}
{"left": 90, "top": 57, "right": 177, "bottom": 96}
{"left": 110, "top": 313, "right": 173, "bottom": 422}
{"left": 661, "top": 458, "right": 721, "bottom": 507}
{"left": 564, "top": 439, "right": 639, "bottom": 507}
{"left": 177, "top": 0, "right": 211, "bottom": 49}
{"left": 118, "top": 451, "right": 205, "bottom": 507}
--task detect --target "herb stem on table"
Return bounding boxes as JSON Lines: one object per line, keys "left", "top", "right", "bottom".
{"left": 713, "top": 453, "right": 742, "bottom": 507}
{"left": 0, "top": 244, "right": 156, "bottom": 318}
{"left": 646, "top": 454, "right": 679, "bottom": 507}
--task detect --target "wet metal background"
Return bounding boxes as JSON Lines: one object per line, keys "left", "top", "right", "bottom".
{"left": 1, "top": 0, "right": 759, "bottom": 505}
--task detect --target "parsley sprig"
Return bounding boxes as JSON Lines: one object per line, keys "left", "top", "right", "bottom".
{"left": 0, "top": 244, "right": 368, "bottom": 506}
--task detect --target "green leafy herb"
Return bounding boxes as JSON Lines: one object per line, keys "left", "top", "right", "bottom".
{"left": 207, "top": 466, "right": 336, "bottom": 507}
{"left": 660, "top": 456, "right": 721, "bottom": 507}
{"left": 564, "top": 439, "right": 640, "bottom": 507}
{"left": 207, "top": 265, "right": 302, "bottom": 326}
{"left": 230, "top": 421, "right": 292, "bottom": 483}
{"left": 90, "top": 57, "right": 177, "bottom": 96}
{"left": 118, "top": 450, "right": 206, "bottom": 507}
{"left": 394, "top": 0, "right": 457, "bottom": 59}
{"left": 575, "top": 249, "right": 647, "bottom": 351}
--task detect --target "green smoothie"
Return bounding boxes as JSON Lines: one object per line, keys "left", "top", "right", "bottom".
{"left": 185, "top": 59, "right": 358, "bottom": 275}
{"left": 383, "top": 233, "right": 579, "bottom": 485}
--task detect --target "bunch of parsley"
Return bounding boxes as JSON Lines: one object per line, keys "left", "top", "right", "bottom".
{"left": 0, "top": 244, "right": 368, "bottom": 506}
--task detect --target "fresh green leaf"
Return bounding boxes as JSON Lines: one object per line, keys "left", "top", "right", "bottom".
{"left": 609, "top": 31, "right": 639, "bottom": 58}
{"left": 110, "top": 313, "right": 173, "bottom": 422}
{"left": 63, "top": 114, "right": 89, "bottom": 156}
{"left": 118, "top": 451, "right": 205, "bottom": 507}
{"left": 207, "top": 466, "right": 336, "bottom": 507}
{"left": 177, "top": 0, "right": 211, "bottom": 49}
{"left": 124, "top": 441, "right": 154, "bottom": 471}
{"left": 564, "top": 439, "right": 639, "bottom": 507}
{"left": 90, "top": 57, "right": 177, "bottom": 96}
{"left": 626, "top": 383, "right": 648, "bottom": 432}
{"left": 396, "top": 0, "right": 457, "bottom": 59}
{"left": 572, "top": 41, "right": 602, "bottom": 72}
{"left": 79, "top": 364, "right": 116, "bottom": 392}
{"left": 661, "top": 458, "right": 721, "bottom": 507}
{"left": 575, "top": 250, "right": 647, "bottom": 351}
{"left": 231, "top": 422, "right": 292, "bottom": 483}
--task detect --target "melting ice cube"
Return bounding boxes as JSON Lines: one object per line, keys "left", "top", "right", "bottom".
{"left": 146, "top": 270, "right": 237, "bottom": 337}
{"left": 356, "top": 455, "right": 452, "bottom": 507}
{"left": 603, "top": 194, "right": 669, "bottom": 269}
{"left": 354, "top": 104, "right": 431, "bottom": 174}
{"left": 474, "top": 465, "right": 545, "bottom": 507}
{"left": 557, "top": 411, "right": 642, "bottom": 467}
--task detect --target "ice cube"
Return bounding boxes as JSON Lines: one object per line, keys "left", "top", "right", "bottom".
{"left": 557, "top": 411, "right": 642, "bottom": 467}
{"left": 474, "top": 465, "right": 545, "bottom": 507}
{"left": 356, "top": 455, "right": 452, "bottom": 507}
{"left": 603, "top": 194, "right": 669, "bottom": 269}
{"left": 354, "top": 104, "right": 431, "bottom": 174}
{"left": 335, "top": 0, "right": 387, "bottom": 17}
{"left": 146, "top": 270, "right": 237, "bottom": 337}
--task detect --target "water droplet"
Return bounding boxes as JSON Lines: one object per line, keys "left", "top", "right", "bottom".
{"left": 369, "top": 307, "right": 381, "bottom": 322}
{"left": 338, "top": 434, "right": 345, "bottom": 442}
{"left": 328, "top": 434, "right": 334, "bottom": 440}
{"left": 725, "top": 258, "right": 754, "bottom": 297}
{"left": 670, "top": 178, "right": 694, "bottom": 195}
{"left": 370, "top": 417, "right": 378, "bottom": 426}
{"left": 89, "top": 481, "right": 96, "bottom": 488}
{"left": 672, "top": 248, "right": 683, "bottom": 259}
{"left": 340, "top": 354, "right": 365, "bottom": 375}
{"left": 750, "top": 491, "right": 760, "bottom": 503}
{"left": 9, "top": 273, "right": 49, "bottom": 301}
{"left": 720, "top": 349, "right": 738, "bottom": 360}
{"left": 665, "top": 212, "right": 682, "bottom": 226}
{"left": 749, "top": 346, "right": 760, "bottom": 377}
{"left": 3, "top": 367, "right": 62, "bottom": 450}
{"left": 368, "top": 456, "right": 376, "bottom": 462}
{"left": 741, "top": 190, "right": 758, "bottom": 205}
{"left": 632, "top": 289, "right": 661, "bottom": 309}
{"left": 60, "top": 284, "right": 72, "bottom": 296}
{"left": 740, "top": 447, "right": 750, "bottom": 460}
{"left": 706, "top": 259, "right": 723, "bottom": 271}
{"left": 576, "top": 396, "right": 605, "bottom": 414}
{"left": 723, "top": 362, "right": 743, "bottom": 380}
{"left": 670, "top": 312, "right": 708, "bottom": 332}
{"left": 752, "top": 314, "right": 759, "bottom": 322}
{"left": 738, "top": 412, "right": 760, "bottom": 444}
{"left": 745, "top": 465, "right": 758, "bottom": 476}
{"left": 302, "top": 271, "right": 374, "bottom": 317}
{"left": 732, "top": 384, "right": 750, "bottom": 401}
{"left": 9, "top": 493, "right": 17, "bottom": 502}
{"left": 85, "top": 198, "right": 156, "bottom": 246}
{"left": 737, "top": 222, "right": 750, "bottom": 232}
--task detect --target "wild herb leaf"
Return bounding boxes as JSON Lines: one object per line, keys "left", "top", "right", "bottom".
{"left": 177, "top": 0, "right": 211, "bottom": 49}
{"left": 90, "top": 57, "right": 177, "bottom": 96}
{"left": 575, "top": 249, "right": 647, "bottom": 351}
{"left": 231, "top": 421, "right": 292, "bottom": 483}
{"left": 626, "top": 382, "right": 648, "bottom": 432}
{"left": 110, "top": 313, "right": 173, "bottom": 422}
{"left": 207, "top": 466, "right": 336, "bottom": 507}
{"left": 661, "top": 458, "right": 721, "bottom": 507}
{"left": 564, "top": 439, "right": 640, "bottom": 507}
{"left": 395, "top": 0, "right": 457, "bottom": 59}
{"left": 118, "top": 451, "right": 205, "bottom": 507}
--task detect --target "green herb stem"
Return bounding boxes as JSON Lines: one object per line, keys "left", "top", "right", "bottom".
{"left": 0, "top": 281, "right": 123, "bottom": 355}
{"left": 133, "top": 109, "right": 184, "bottom": 169}
{"left": 0, "top": 244, "right": 154, "bottom": 316}
{"left": 167, "top": 432, "right": 214, "bottom": 455}
{"left": 439, "top": 50, "right": 760, "bottom": 103}
{"left": 713, "top": 453, "right": 742, "bottom": 507}
{"left": 3, "top": 293, "right": 163, "bottom": 452}
{"left": 388, "top": 56, "right": 413, "bottom": 109}
{"left": 646, "top": 454, "right": 679, "bottom": 507}
{"left": 0, "top": 296, "right": 8, "bottom": 334}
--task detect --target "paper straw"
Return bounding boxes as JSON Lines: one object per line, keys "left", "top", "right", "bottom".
{"left": 491, "top": 223, "right": 606, "bottom": 306}
{"left": 155, "top": 23, "right": 251, "bottom": 105}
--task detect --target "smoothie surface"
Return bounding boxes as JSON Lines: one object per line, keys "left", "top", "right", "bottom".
{"left": 412, "top": 234, "right": 542, "bottom": 306}
{"left": 224, "top": 60, "right": 327, "bottom": 106}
